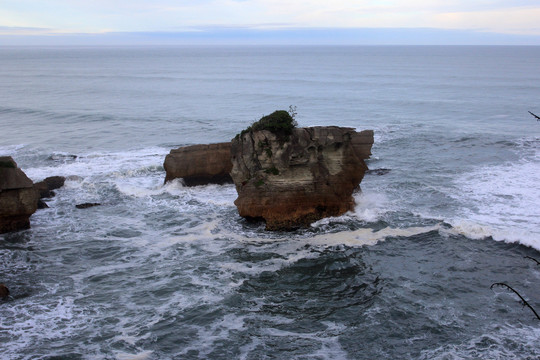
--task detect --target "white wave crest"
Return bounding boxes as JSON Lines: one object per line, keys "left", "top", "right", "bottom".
{"left": 451, "top": 142, "right": 540, "bottom": 250}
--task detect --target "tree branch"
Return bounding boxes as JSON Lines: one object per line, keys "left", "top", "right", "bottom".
{"left": 525, "top": 256, "right": 540, "bottom": 265}
{"left": 491, "top": 282, "right": 540, "bottom": 320}
{"left": 528, "top": 111, "right": 540, "bottom": 120}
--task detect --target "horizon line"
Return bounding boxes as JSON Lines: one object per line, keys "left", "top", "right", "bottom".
{"left": 1, "top": 27, "right": 540, "bottom": 46}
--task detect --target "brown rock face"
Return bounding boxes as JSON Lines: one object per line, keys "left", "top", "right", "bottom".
{"left": 230, "top": 127, "right": 374, "bottom": 230}
{"left": 163, "top": 142, "right": 233, "bottom": 186}
{"left": 0, "top": 157, "right": 39, "bottom": 233}
{"left": 34, "top": 175, "right": 66, "bottom": 198}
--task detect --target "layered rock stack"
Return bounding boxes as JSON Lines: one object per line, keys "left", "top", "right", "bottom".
{"left": 230, "top": 126, "right": 373, "bottom": 230}
{"left": 0, "top": 157, "right": 39, "bottom": 233}
{"left": 164, "top": 142, "right": 233, "bottom": 186}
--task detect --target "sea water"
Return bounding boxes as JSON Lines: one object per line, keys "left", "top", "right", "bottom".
{"left": 1, "top": 46, "right": 539, "bottom": 359}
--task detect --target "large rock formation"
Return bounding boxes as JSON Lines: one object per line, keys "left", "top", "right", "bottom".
{"left": 230, "top": 126, "right": 374, "bottom": 230}
{"left": 163, "top": 143, "right": 233, "bottom": 186}
{"left": 0, "top": 157, "right": 39, "bottom": 233}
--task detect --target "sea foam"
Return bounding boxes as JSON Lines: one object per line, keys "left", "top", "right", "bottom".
{"left": 451, "top": 137, "right": 540, "bottom": 249}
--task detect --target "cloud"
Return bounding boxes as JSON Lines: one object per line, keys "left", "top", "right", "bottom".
{"left": 0, "top": 26, "right": 53, "bottom": 35}
{"left": 1, "top": 0, "right": 540, "bottom": 37}
{"left": 433, "top": 7, "right": 540, "bottom": 35}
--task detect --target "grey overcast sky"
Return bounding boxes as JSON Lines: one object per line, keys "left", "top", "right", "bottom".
{"left": 1, "top": 1, "right": 540, "bottom": 45}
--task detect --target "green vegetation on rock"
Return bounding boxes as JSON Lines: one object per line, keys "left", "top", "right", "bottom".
{"left": 264, "top": 167, "right": 280, "bottom": 175}
{"left": 251, "top": 110, "right": 296, "bottom": 135}
{"left": 236, "top": 108, "right": 298, "bottom": 141}
{"left": 258, "top": 139, "right": 273, "bottom": 157}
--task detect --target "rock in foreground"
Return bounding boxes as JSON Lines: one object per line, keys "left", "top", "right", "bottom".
{"left": 163, "top": 143, "right": 233, "bottom": 186}
{"left": 231, "top": 126, "right": 373, "bottom": 230}
{"left": 0, "top": 157, "right": 39, "bottom": 233}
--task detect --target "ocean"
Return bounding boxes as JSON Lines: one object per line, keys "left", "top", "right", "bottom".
{"left": 1, "top": 46, "right": 539, "bottom": 359}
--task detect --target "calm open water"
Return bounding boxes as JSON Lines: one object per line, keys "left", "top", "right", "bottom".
{"left": 1, "top": 46, "right": 539, "bottom": 359}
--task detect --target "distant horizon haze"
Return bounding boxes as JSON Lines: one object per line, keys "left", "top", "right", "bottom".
{"left": 1, "top": 26, "right": 540, "bottom": 46}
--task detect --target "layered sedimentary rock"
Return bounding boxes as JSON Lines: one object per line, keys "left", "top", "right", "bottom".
{"left": 230, "top": 127, "right": 374, "bottom": 230}
{"left": 0, "top": 157, "right": 39, "bottom": 233}
{"left": 163, "top": 142, "right": 233, "bottom": 186}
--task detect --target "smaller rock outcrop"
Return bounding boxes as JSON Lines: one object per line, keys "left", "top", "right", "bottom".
{"left": 366, "top": 168, "right": 391, "bottom": 176}
{"left": 0, "top": 283, "right": 9, "bottom": 300}
{"left": 163, "top": 142, "right": 233, "bottom": 186}
{"left": 34, "top": 176, "right": 66, "bottom": 199}
{"left": 0, "top": 157, "right": 39, "bottom": 233}
{"left": 75, "top": 202, "right": 101, "bottom": 209}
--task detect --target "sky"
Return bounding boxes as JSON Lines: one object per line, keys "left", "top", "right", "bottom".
{"left": 1, "top": 0, "right": 540, "bottom": 45}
